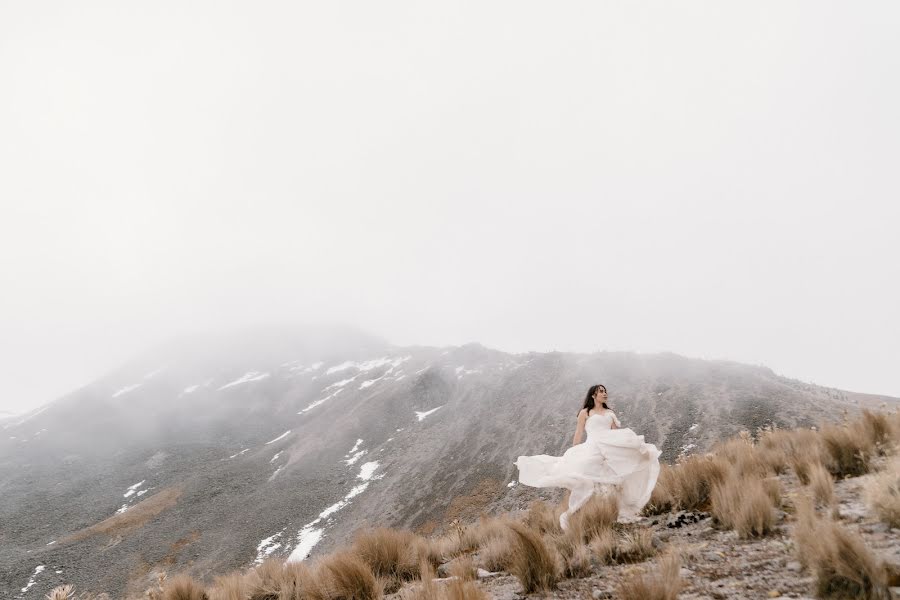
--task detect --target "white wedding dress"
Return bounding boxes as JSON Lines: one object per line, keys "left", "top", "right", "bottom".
{"left": 515, "top": 410, "right": 661, "bottom": 528}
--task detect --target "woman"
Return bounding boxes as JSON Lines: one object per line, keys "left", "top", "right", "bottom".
{"left": 515, "top": 384, "right": 661, "bottom": 529}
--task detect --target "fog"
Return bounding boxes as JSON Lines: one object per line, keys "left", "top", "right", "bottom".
{"left": 2, "top": 1, "right": 898, "bottom": 414}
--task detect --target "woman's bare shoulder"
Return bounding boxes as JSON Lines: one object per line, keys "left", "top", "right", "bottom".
{"left": 577, "top": 408, "right": 589, "bottom": 419}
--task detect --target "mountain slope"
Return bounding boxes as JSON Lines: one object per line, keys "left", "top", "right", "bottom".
{"left": 2, "top": 330, "right": 896, "bottom": 598}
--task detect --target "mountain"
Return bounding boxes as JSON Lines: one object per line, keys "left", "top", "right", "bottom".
{"left": 2, "top": 327, "right": 896, "bottom": 599}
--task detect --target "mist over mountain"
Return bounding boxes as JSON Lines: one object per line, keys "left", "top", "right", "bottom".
{"left": 2, "top": 326, "right": 896, "bottom": 598}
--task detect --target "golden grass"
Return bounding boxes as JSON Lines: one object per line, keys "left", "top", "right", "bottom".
{"left": 505, "top": 522, "right": 558, "bottom": 593}
{"left": 46, "top": 585, "right": 75, "bottom": 600}
{"left": 317, "top": 551, "right": 380, "bottom": 600}
{"left": 566, "top": 492, "right": 618, "bottom": 543}
{"left": 668, "top": 454, "right": 728, "bottom": 510}
{"left": 710, "top": 472, "right": 775, "bottom": 538}
{"left": 588, "top": 528, "right": 617, "bottom": 565}
{"left": 615, "top": 552, "right": 682, "bottom": 600}
{"left": 821, "top": 423, "right": 873, "bottom": 479}
{"left": 615, "top": 528, "right": 657, "bottom": 563}
{"left": 562, "top": 542, "right": 592, "bottom": 577}
{"left": 642, "top": 464, "right": 675, "bottom": 515}
{"left": 864, "top": 456, "right": 900, "bottom": 528}
{"left": 807, "top": 462, "right": 836, "bottom": 508}
{"left": 793, "top": 495, "right": 889, "bottom": 599}
{"left": 446, "top": 555, "right": 477, "bottom": 581}
{"left": 160, "top": 574, "right": 208, "bottom": 600}
{"left": 523, "top": 500, "right": 561, "bottom": 534}
{"left": 352, "top": 527, "right": 426, "bottom": 585}
{"left": 207, "top": 572, "right": 249, "bottom": 600}
{"left": 476, "top": 536, "right": 510, "bottom": 572}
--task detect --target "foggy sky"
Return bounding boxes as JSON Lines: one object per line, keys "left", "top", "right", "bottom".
{"left": 2, "top": 1, "right": 899, "bottom": 414}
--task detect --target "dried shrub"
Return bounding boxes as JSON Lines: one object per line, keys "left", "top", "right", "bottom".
{"left": 447, "top": 555, "right": 476, "bottom": 581}
{"left": 615, "top": 552, "right": 682, "bottom": 600}
{"left": 864, "top": 457, "right": 900, "bottom": 528}
{"left": 588, "top": 528, "right": 617, "bottom": 565}
{"left": 710, "top": 473, "right": 775, "bottom": 538}
{"left": 505, "top": 522, "right": 558, "bottom": 593}
{"left": 476, "top": 536, "right": 510, "bottom": 572}
{"left": 46, "top": 586, "right": 75, "bottom": 600}
{"left": 643, "top": 464, "right": 675, "bottom": 515}
{"left": 669, "top": 454, "right": 728, "bottom": 510}
{"left": 317, "top": 551, "right": 379, "bottom": 600}
{"left": 562, "top": 543, "right": 592, "bottom": 578}
{"left": 566, "top": 492, "right": 618, "bottom": 543}
{"left": 523, "top": 500, "right": 561, "bottom": 534}
{"left": 352, "top": 528, "right": 425, "bottom": 584}
{"left": 615, "top": 528, "right": 657, "bottom": 563}
{"left": 208, "top": 572, "right": 250, "bottom": 600}
{"left": 161, "top": 575, "right": 208, "bottom": 600}
{"left": 821, "top": 423, "right": 873, "bottom": 479}
{"left": 807, "top": 462, "right": 836, "bottom": 508}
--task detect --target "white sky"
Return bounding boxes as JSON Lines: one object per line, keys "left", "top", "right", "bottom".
{"left": 2, "top": 1, "right": 899, "bottom": 414}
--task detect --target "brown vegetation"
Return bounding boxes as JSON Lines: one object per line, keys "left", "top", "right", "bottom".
{"left": 61, "top": 486, "right": 183, "bottom": 544}
{"left": 615, "top": 552, "right": 682, "bottom": 600}
{"left": 505, "top": 522, "right": 558, "bottom": 592}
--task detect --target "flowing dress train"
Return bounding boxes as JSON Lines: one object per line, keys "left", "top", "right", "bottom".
{"left": 514, "top": 410, "right": 661, "bottom": 529}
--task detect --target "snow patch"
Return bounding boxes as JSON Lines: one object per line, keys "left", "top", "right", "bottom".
{"left": 689, "top": 423, "right": 699, "bottom": 431}
{"left": 288, "top": 524, "right": 325, "bottom": 562}
{"left": 112, "top": 383, "right": 142, "bottom": 398}
{"left": 218, "top": 371, "right": 270, "bottom": 390}
{"left": 299, "top": 389, "right": 343, "bottom": 413}
{"left": 265, "top": 430, "right": 291, "bottom": 445}
{"left": 20, "top": 565, "right": 45, "bottom": 593}
{"left": 345, "top": 450, "right": 367, "bottom": 466}
{"left": 347, "top": 439, "right": 363, "bottom": 454}
{"left": 415, "top": 406, "right": 443, "bottom": 422}
{"left": 255, "top": 529, "right": 285, "bottom": 563}
{"left": 143, "top": 367, "right": 165, "bottom": 380}
{"left": 324, "top": 376, "right": 357, "bottom": 391}
{"left": 123, "top": 480, "right": 146, "bottom": 498}
{"left": 358, "top": 461, "right": 380, "bottom": 481}
{"left": 228, "top": 448, "right": 250, "bottom": 459}
{"left": 271, "top": 451, "right": 284, "bottom": 463}
{"left": 507, "top": 481, "right": 517, "bottom": 488}
{"left": 181, "top": 384, "right": 202, "bottom": 395}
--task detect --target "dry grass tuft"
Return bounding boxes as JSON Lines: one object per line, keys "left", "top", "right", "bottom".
{"left": 353, "top": 528, "right": 426, "bottom": 585}
{"left": 615, "top": 552, "right": 682, "bottom": 600}
{"left": 807, "top": 462, "right": 836, "bottom": 508}
{"left": 161, "top": 575, "right": 208, "bottom": 600}
{"left": 561, "top": 542, "right": 592, "bottom": 578}
{"left": 523, "top": 500, "right": 561, "bottom": 535}
{"left": 710, "top": 473, "right": 775, "bottom": 538}
{"left": 317, "top": 551, "right": 380, "bottom": 600}
{"left": 615, "top": 528, "right": 657, "bottom": 563}
{"left": 668, "top": 454, "right": 728, "bottom": 510}
{"left": 505, "top": 522, "right": 558, "bottom": 593}
{"left": 865, "top": 456, "right": 900, "bottom": 528}
{"left": 207, "top": 572, "right": 250, "bottom": 600}
{"left": 476, "top": 536, "right": 510, "bottom": 572}
{"left": 447, "top": 555, "right": 477, "bottom": 581}
{"left": 46, "top": 585, "right": 75, "bottom": 600}
{"left": 793, "top": 496, "right": 889, "bottom": 599}
{"left": 459, "top": 517, "right": 511, "bottom": 553}
{"left": 821, "top": 423, "right": 873, "bottom": 479}
{"left": 566, "top": 492, "right": 618, "bottom": 543}
{"left": 588, "top": 528, "right": 617, "bottom": 565}
{"left": 643, "top": 464, "right": 675, "bottom": 515}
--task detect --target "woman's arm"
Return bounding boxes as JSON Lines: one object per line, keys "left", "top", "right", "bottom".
{"left": 572, "top": 409, "right": 588, "bottom": 445}
{"left": 610, "top": 411, "right": 621, "bottom": 430}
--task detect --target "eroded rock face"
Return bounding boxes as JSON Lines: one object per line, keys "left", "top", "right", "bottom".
{"left": 2, "top": 329, "right": 895, "bottom": 599}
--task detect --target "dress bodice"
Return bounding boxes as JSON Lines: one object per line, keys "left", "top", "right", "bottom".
{"left": 585, "top": 411, "right": 620, "bottom": 438}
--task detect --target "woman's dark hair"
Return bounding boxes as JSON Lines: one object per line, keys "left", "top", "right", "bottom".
{"left": 581, "top": 384, "right": 609, "bottom": 415}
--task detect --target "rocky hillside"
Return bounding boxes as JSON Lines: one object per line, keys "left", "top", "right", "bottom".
{"left": 2, "top": 328, "right": 896, "bottom": 598}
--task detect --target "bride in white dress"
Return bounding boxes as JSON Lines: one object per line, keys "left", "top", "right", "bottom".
{"left": 515, "top": 384, "right": 661, "bottom": 529}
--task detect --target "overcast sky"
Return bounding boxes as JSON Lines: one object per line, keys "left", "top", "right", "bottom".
{"left": 2, "top": 1, "right": 898, "bottom": 414}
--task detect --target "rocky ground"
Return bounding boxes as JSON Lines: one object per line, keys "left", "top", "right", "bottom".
{"left": 396, "top": 464, "right": 900, "bottom": 600}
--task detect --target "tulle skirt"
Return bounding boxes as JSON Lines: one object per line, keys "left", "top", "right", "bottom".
{"left": 515, "top": 428, "right": 661, "bottom": 528}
